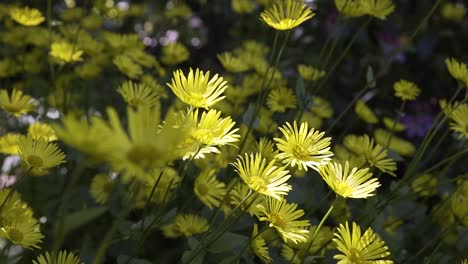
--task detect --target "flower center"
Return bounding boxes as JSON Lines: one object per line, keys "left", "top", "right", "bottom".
{"left": 348, "top": 248, "right": 365, "bottom": 263}
{"left": 334, "top": 181, "right": 352, "bottom": 197}
{"left": 126, "top": 144, "right": 160, "bottom": 168}
{"left": 270, "top": 212, "right": 286, "bottom": 229}
{"left": 27, "top": 155, "right": 44, "bottom": 167}
{"left": 292, "top": 145, "right": 310, "bottom": 160}
{"left": 249, "top": 176, "right": 267, "bottom": 193}
{"left": 7, "top": 228, "right": 24, "bottom": 243}
{"left": 196, "top": 183, "right": 209, "bottom": 196}
{"left": 192, "top": 129, "right": 214, "bottom": 145}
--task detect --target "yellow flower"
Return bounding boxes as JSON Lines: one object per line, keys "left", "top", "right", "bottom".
{"left": 113, "top": 54, "right": 143, "bottom": 79}
{"left": 33, "top": 250, "right": 83, "bottom": 264}
{"left": 393, "top": 80, "right": 421, "bottom": 101}
{"left": 297, "top": 64, "right": 325, "bottom": 81}
{"left": 318, "top": 161, "right": 380, "bottom": 199}
{"left": 229, "top": 182, "right": 264, "bottom": 216}
{"left": 382, "top": 117, "right": 406, "bottom": 132}
{"left": 217, "top": 52, "right": 250, "bottom": 73}
{"left": 333, "top": 222, "right": 393, "bottom": 264}
{"left": 167, "top": 68, "right": 228, "bottom": 109}
{"left": 232, "top": 0, "right": 256, "bottom": 14}
{"left": 441, "top": 3, "right": 466, "bottom": 22}
{"left": 0, "top": 88, "right": 35, "bottom": 116}
{"left": 233, "top": 153, "right": 292, "bottom": 199}
{"left": 360, "top": 0, "right": 395, "bottom": 20}
{"left": 449, "top": 103, "right": 468, "bottom": 138}
{"left": 90, "top": 173, "right": 114, "bottom": 204}
{"left": 0, "top": 133, "right": 21, "bottom": 154}
{"left": 117, "top": 81, "right": 160, "bottom": 107}
{"left": 310, "top": 96, "right": 334, "bottom": 119}
{"left": 274, "top": 121, "right": 333, "bottom": 171}
{"left": 374, "top": 129, "right": 415, "bottom": 157}
{"left": 9, "top": 6, "right": 45, "bottom": 26}
{"left": 28, "top": 122, "right": 57, "bottom": 142}
{"left": 188, "top": 109, "right": 240, "bottom": 147}
{"left": 173, "top": 214, "right": 209, "bottom": 237}
{"left": 0, "top": 189, "right": 43, "bottom": 249}
{"left": 161, "top": 42, "right": 190, "bottom": 65}
{"left": 355, "top": 100, "right": 378, "bottom": 124}
{"left": 256, "top": 197, "right": 310, "bottom": 244}
{"left": 251, "top": 224, "right": 272, "bottom": 263}
{"left": 411, "top": 174, "right": 438, "bottom": 197}
{"left": 256, "top": 138, "right": 280, "bottom": 162}
{"left": 194, "top": 169, "right": 226, "bottom": 209}
{"left": 267, "top": 87, "right": 297, "bottom": 112}
{"left": 260, "top": 0, "right": 315, "bottom": 31}
{"left": 445, "top": 57, "right": 468, "bottom": 86}
{"left": 50, "top": 41, "right": 83, "bottom": 63}
{"left": 335, "top": 0, "right": 366, "bottom": 17}
{"left": 17, "top": 136, "right": 66, "bottom": 170}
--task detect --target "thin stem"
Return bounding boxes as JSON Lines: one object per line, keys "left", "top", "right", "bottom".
{"left": 409, "top": 0, "right": 444, "bottom": 40}
{"left": 0, "top": 168, "right": 32, "bottom": 212}
{"left": 423, "top": 148, "right": 468, "bottom": 174}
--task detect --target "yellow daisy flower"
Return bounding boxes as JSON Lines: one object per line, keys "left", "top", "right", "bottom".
{"left": 33, "top": 250, "right": 83, "bottom": 264}
{"left": 233, "top": 153, "right": 292, "bottom": 199}
{"left": 0, "top": 88, "right": 35, "bottom": 117}
{"left": 229, "top": 182, "right": 264, "bottom": 216}
{"left": 251, "top": 224, "right": 272, "bottom": 263}
{"left": 17, "top": 136, "right": 66, "bottom": 170}
{"left": 360, "top": 0, "right": 395, "bottom": 20}
{"left": 0, "top": 133, "right": 21, "bottom": 154}
{"left": 318, "top": 161, "right": 381, "bottom": 199}
{"left": 445, "top": 57, "right": 468, "bottom": 86}
{"left": 113, "top": 54, "right": 143, "bottom": 79}
{"left": 267, "top": 87, "right": 297, "bottom": 112}
{"left": 193, "top": 169, "right": 226, "bottom": 209}
{"left": 449, "top": 103, "right": 468, "bottom": 138}
{"left": 174, "top": 214, "right": 209, "bottom": 237}
{"left": 28, "top": 122, "right": 58, "bottom": 142}
{"left": 260, "top": 0, "right": 315, "bottom": 31}
{"left": 393, "top": 80, "right": 421, "bottom": 101}
{"left": 255, "top": 138, "right": 280, "bottom": 162}
{"left": 50, "top": 41, "right": 84, "bottom": 63}
{"left": 188, "top": 109, "right": 240, "bottom": 147}
{"left": 441, "top": 3, "right": 466, "bottom": 22}
{"left": 355, "top": 100, "right": 378, "bottom": 124}
{"left": 310, "top": 96, "right": 334, "bottom": 119}
{"left": 274, "top": 121, "right": 333, "bottom": 171}
{"left": 117, "top": 81, "right": 160, "bottom": 107}
{"left": 9, "top": 6, "right": 45, "bottom": 26}
{"left": 232, "top": 0, "right": 256, "bottom": 14}
{"left": 161, "top": 42, "right": 190, "bottom": 65}
{"left": 297, "top": 64, "right": 325, "bottom": 81}
{"left": 333, "top": 221, "right": 393, "bottom": 263}
{"left": 411, "top": 174, "right": 438, "bottom": 197}
{"left": 256, "top": 197, "right": 310, "bottom": 244}
{"left": 374, "top": 129, "right": 416, "bottom": 157}
{"left": 90, "top": 173, "right": 114, "bottom": 204}
{"left": 382, "top": 117, "right": 406, "bottom": 132}
{"left": 167, "top": 68, "right": 228, "bottom": 109}
{"left": 335, "top": 0, "right": 366, "bottom": 17}
{"left": 217, "top": 52, "right": 250, "bottom": 73}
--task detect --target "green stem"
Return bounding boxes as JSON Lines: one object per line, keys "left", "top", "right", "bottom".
{"left": 409, "top": 0, "right": 444, "bottom": 40}
{"left": 423, "top": 148, "right": 468, "bottom": 174}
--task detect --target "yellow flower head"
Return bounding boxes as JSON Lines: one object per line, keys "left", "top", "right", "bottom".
{"left": 28, "top": 122, "right": 58, "bottom": 142}
{"left": 117, "top": 81, "right": 160, "bottom": 108}
{"left": 161, "top": 42, "right": 190, "bottom": 65}
{"left": 172, "top": 214, "right": 209, "bottom": 237}
{"left": 310, "top": 96, "right": 334, "bottom": 119}
{"left": 360, "top": 0, "right": 395, "bottom": 20}
{"left": 374, "top": 129, "right": 415, "bottom": 157}
{"left": 256, "top": 138, "right": 280, "bottom": 162}
{"left": 274, "top": 121, "right": 333, "bottom": 171}
{"left": 113, "top": 54, "right": 143, "bottom": 79}
{"left": 256, "top": 197, "right": 310, "bottom": 244}
{"left": 267, "top": 87, "right": 297, "bottom": 112}
{"left": 441, "top": 3, "right": 466, "bottom": 22}
{"left": 90, "top": 173, "right": 114, "bottom": 204}
{"left": 18, "top": 136, "right": 66, "bottom": 170}
{"left": 233, "top": 153, "right": 292, "bottom": 199}
{"left": 297, "top": 64, "right": 326, "bottom": 81}
{"left": 333, "top": 222, "right": 393, "bottom": 264}
{"left": 355, "top": 100, "right": 378, "bottom": 124}
{"left": 393, "top": 80, "right": 421, "bottom": 101}
{"left": 10, "top": 6, "right": 45, "bottom": 26}
{"left": 194, "top": 169, "right": 226, "bottom": 209}
{"left": 232, "top": 0, "right": 256, "bottom": 14}
{"left": 335, "top": 0, "right": 366, "bottom": 17}
{"left": 229, "top": 182, "right": 264, "bottom": 216}
{"left": 217, "top": 52, "right": 250, "bottom": 73}
{"left": 445, "top": 58, "right": 468, "bottom": 86}
{"left": 251, "top": 224, "right": 272, "bottom": 263}
{"left": 260, "top": 0, "right": 315, "bottom": 31}
{"left": 33, "top": 250, "right": 83, "bottom": 264}
{"left": 0, "top": 133, "right": 21, "bottom": 155}
{"left": 0, "top": 88, "right": 35, "bottom": 117}
{"left": 382, "top": 117, "right": 406, "bottom": 132}
{"left": 448, "top": 103, "right": 468, "bottom": 139}
{"left": 411, "top": 173, "right": 438, "bottom": 197}
{"left": 50, "top": 41, "right": 83, "bottom": 63}
{"left": 318, "top": 161, "right": 380, "bottom": 199}
{"left": 167, "top": 68, "right": 228, "bottom": 109}
{"left": 188, "top": 109, "right": 240, "bottom": 147}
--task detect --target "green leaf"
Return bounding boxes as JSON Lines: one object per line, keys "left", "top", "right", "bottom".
{"left": 62, "top": 207, "right": 107, "bottom": 237}
{"left": 181, "top": 250, "right": 205, "bottom": 264}
{"left": 366, "top": 65, "right": 376, "bottom": 88}
{"left": 187, "top": 237, "right": 199, "bottom": 250}
{"left": 207, "top": 232, "right": 249, "bottom": 253}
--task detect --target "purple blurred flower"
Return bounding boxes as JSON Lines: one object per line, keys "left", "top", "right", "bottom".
{"left": 400, "top": 101, "right": 436, "bottom": 139}
{"left": 376, "top": 31, "right": 406, "bottom": 63}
